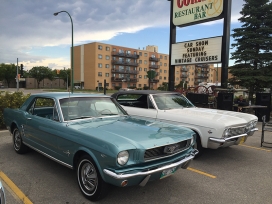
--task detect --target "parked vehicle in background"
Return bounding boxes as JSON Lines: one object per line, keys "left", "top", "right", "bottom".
{"left": 0, "top": 181, "right": 5, "bottom": 204}
{"left": 112, "top": 90, "right": 258, "bottom": 157}
{"left": 3, "top": 92, "right": 197, "bottom": 201}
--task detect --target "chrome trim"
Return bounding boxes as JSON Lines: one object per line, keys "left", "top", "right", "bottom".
{"left": 23, "top": 142, "right": 73, "bottom": 169}
{"left": 103, "top": 150, "right": 198, "bottom": 180}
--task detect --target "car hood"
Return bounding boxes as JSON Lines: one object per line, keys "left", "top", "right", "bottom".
{"left": 68, "top": 116, "right": 193, "bottom": 150}
{"left": 161, "top": 107, "right": 257, "bottom": 127}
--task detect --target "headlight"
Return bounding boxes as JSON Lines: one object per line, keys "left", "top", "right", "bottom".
{"left": 117, "top": 151, "right": 129, "bottom": 165}
{"left": 191, "top": 134, "right": 196, "bottom": 145}
{"left": 223, "top": 128, "right": 230, "bottom": 138}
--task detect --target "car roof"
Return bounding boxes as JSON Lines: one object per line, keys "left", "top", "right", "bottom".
{"left": 112, "top": 90, "right": 178, "bottom": 96}
{"left": 31, "top": 92, "right": 110, "bottom": 100}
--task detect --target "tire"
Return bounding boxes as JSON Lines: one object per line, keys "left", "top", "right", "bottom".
{"left": 194, "top": 134, "right": 203, "bottom": 158}
{"left": 13, "top": 127, "right": 29, "bottom": 154}
{"left": 77, "top": 155, "right": 109, "bottom": 201}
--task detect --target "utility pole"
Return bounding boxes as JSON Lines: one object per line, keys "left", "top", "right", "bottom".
{"left": 16, "top": 58, "right": 19, "bottom": 91}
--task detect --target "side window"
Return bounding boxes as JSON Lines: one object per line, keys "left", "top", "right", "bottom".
{"left": 27, "top": 97, "right": 59, "bottom": 121}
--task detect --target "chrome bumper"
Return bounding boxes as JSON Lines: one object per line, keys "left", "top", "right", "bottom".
{"left": 208, "top": 128, "right": 258, "bottom": 149}
{"left": 103, "top": 149, "right": 198, "bottom": 180}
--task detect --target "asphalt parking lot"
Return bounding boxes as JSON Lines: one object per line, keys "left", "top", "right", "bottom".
{"left": 0, "top": 122, "right": 272, "bottom": 204}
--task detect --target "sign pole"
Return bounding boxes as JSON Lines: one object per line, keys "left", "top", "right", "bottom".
{"left": 168, "top": 0, "right": 176, "bottom": 91}
{"left": 221, "top": 0, "right": 232, "bottom": 88}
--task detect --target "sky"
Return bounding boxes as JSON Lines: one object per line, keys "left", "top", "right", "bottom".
{"left": 0, "top": 0, "right": 250, "bottom": 71}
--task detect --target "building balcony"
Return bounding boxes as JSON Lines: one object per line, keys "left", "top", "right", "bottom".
{"left": 194, "top": 80, "right": 206, "bottom": 85}
{"left": 195, "top": 75, "right": 209, "bottom": 79}
{"left": 196, "top": 64, "right": 209, "bottom": 68}
{"left": 150, "top": 79, "right": 159, "bottom": 83}
{"left": 111, "top": 77, "right": 139, "bottom": 82}
{"left": 180, "top": 74, "right": 188, "bottom": 78}
{"left": 111, "top": 69, "right": 138, "bottom": 75}
{"left": 112, "top": 51, "right": 139, "bottom": 59}
{"left": 149, "top": 57, "right": 160, "bottom": 62}
{"left": 181, "top": 68, "right": 188, "bottom": 72}
{"left": 149, "top": 64, "right": 160, "bottom": 69}
{"left": 111, "top": 60, "right": 138, "bottom": 67}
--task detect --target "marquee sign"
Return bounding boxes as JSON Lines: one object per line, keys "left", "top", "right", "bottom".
{"left": 171, "top": 36, "right": 222, "bottom": 65}
{"left": 173, "top": 0, "right": 224, "bottom": 27}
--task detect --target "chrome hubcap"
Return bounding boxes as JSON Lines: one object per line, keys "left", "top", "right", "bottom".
{"left": 14, "top": 130, "right": 21, "bottom": 150}
{"left": 81, "top": 162, "right": 98, "bottom": 192}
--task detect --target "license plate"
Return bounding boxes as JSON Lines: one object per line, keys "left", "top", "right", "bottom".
{"left": 239, "top": 136, "right": 246, "bottom": 144}
{"left": 160, "top": 167, "right": 177, "bottom": 179}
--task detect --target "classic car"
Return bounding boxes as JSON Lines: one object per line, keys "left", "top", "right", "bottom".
{"left": 3, "top": 92, "right": 198, "bottom": 201}
{"left": 111, "top": 90, "right": 258, "bottom": 156}
{"left": 0, "top": 181, "right": 5, "bottom": 204}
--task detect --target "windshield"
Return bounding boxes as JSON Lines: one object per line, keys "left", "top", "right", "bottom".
{"left": 59, "top": 97, "right": 127, "bottom": 121}
{"left": 152, "top": 94, "right": 195, "bottom": 110}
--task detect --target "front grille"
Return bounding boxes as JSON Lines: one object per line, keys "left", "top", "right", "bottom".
{"left": 144, "top": 139, "right": 190, "bottom": 161}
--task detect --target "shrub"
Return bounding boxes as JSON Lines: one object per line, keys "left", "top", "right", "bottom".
{"left": 0, "top": 91, "right": 31, "bottom": 129}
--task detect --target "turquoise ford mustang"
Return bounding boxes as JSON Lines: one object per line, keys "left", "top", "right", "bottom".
{"left": 3, "top": 92, "right": 198, "bottom": 201}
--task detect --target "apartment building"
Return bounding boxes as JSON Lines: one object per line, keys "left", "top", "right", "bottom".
{"left": 74, "top": 42, "right": 171, "bottom": 90}
{"left": 73, "top": 42, "right": 220, "bottom": 90}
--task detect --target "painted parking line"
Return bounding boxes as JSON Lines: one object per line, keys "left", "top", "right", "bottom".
{"left": 0, "top": 171, "right": 33, "bottom": 204}
{"left": 239, "top": 144, "right": 271, "bottom": 152}
{"left": 187, "top": 167, "right": 216, "bottom": 179}
{"left": 0, "top": 130, "right": 8, "bottom": 133}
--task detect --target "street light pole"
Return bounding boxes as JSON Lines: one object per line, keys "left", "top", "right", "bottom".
{"left": 54, "top": 11, "right": 74, "bottom": 93}
{"left": 64, "top": 67, "right": 68, "bottom": 91}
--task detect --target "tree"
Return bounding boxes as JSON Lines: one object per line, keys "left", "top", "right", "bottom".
{"left": 58, "top": 69, "right": 71, "bottom": 87}
{"left": 229, "top": 0, "right": 272, "bottom": 100}
{"left": 28, "top": 66, "right": 54, "bottom": 88}
{"left": 0, "top": 63, "right": 17, "bottom": 88}
{"left": 146, "top": 70, "right": 156, "bottom": 89}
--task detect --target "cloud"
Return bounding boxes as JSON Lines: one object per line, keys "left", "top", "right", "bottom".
{"left": 0, "top": 0, "right": 248, "bottom": 67}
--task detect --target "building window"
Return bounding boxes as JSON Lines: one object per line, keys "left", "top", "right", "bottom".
{"left": 164, "top": 70, "right": 167, "bottom": 73}
{"left": 133, "top": 84, "right": 136, "bottom": 87}
{"left": 164, "top": 56, "right": 167, "bottom": 60}
{"left": 139, "top": 75, "right": 142, "bottom": 78}
{"left": 164, "top": 63, "right": 167, "bottom": 66}
{"left": 159, "top": 76, "right": 162, "bottom": 79}
{"left": 144, "top": 84, "right": 147, "bottom": 87}
{"left": 139, "top": 67, "right": 142, "bottom": 71}
{"left": 119, "top": 49, "right": 124, "bottom": 53}
{"left": 105, "top": 64, "right": 110, "bottom": 68}
{"left": 160, "top": 62, "right": 162, "bottom": 66}
{"left": 106, "top": 47, "right": 110, "bottom": 51}
{"left": 144, "top": 53, "right": 147, "bottom": 57}
{"left": 106, "top": 55, "right": 110, "bottom": 60}
{"left": 144, "top": 75, "right": 147, "bottom": 79}
{"left": 98, "top": 45, "right": 102, "bottom": 50}
{"left": 113, "top": 48, "right": 116, "bottom": 52}
{"left": 98, "top": 54, "right": 102, "bottom": 59}
{"left": 176, "top": 77, "right": 179, "bottom": 80}
{"left": 98, "top": 63, "right": 102, "bottom": 68}
{"left": 105, "top": 73, "right": 109, "bottom": 77}
{"left": 144, "top": 68, "right": 147, "bottom": 71}
{"left": 144, "top": 60, "right": 147, "bottom": 64}
{"left": 164, "top": 77, "right": 166, "bottom": 80}
{"left": 112, "top": 83, "right": 115, "bottom": 87}
{"left": 139, "top": 60, "right": 142, "bottom": 64}
{"left": 98, "top": 72, "right": 102, "bottom": 76}
{"left": 160, "top": 69, "right": 162, "bottom": 73}
{"left": 138, "top": 84, "right": 142, "bottom": 87}
{"left": 139, "top": 52, "right": 142, "bottom": 56}
{"left": 160, "top": 55, "right": 163, "bottom": 59}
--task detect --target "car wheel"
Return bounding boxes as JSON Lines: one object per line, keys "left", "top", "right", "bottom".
{"left": 194, "top": 134, "right": 203, "bottom": 158}
{"left": 77, "top": 155, "right": 109, "bottom": 201}
{"left": 13, "top": 127, "right": 29, "bottom": 154}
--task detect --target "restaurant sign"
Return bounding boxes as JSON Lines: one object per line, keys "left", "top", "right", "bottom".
{"left": 173, "top": 0, "right": 224, "bottom": 27}
{"left": 171, "top": 36, "right": 222, "bottom": 65}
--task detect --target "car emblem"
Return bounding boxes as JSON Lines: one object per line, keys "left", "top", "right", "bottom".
{"left": 164, "top": 144, "right": 179, "bottom": 154}
{"left": 208, "top": 130, "right": 213, "bottom": 134}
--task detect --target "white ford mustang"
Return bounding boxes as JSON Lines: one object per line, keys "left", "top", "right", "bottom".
{"left": 112, "top": 90, "right": 258, "bottom": 157}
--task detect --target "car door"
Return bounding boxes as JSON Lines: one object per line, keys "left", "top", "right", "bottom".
{"left": 23, "top": 97, "right": 62, "bottom": 158}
